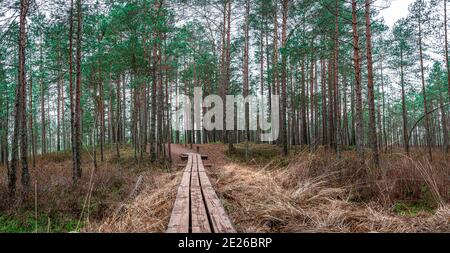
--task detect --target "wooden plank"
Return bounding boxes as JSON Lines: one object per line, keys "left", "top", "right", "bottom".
{"left": 190, "top": 155, "right": 212, "bottom": 233}
{"left": 198, "top": 165, "right": 236, "bottom": 233}
{"left": 183, "top": 155, "right": 193, "bottom": 173}
{"left": 197, "top": 155, "right": 206, "bottom": 172}
{"left": 167, "top": 155, "right": 193, "bottom": 233}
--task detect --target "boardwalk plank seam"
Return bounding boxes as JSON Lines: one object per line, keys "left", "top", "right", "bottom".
{"left": 167, "top": 153, "right": 236, "bottom": 233}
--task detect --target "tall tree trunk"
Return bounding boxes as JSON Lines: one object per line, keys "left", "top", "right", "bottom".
{"left": 57, "top": 51, "right": 62, "bottom": 152}
{"left": 327, "top": 59, "right": 334, "bottom": 148}
{"left": 226, "top": 0, "right": 233, "bottom": 152}
{"left": 98, "top": 62, "right": 104, "bottom": 162}
{"left": 321, "top": 60, "right": 328, "bottom": 145}
{"left": 115, "top": 79, "right": 121, "bottom": 158}
{"left": 69, "top": 0, "right": 76, "bottom": 183}
{"left": 19, "top": 0, "right": 30, "bottom": 193}
{"left": 443, "top": 0, "right": 450, "bottom": 154}
{"left": 40, "top": 44, "right": 46, "bottom": 155}
{"left": 445, "top": 0, "right": 450, "bottom": 101}
{"left": 243, "top": 0, "right": 250, "bottom": 159}
{"left": 281, "top": 0, "right": 289, "bottom": 155}
{"left": 333, "top": 0, "right": 341, "bottom": 158}
{"left": 74, "top": 0, "right": 83, "bottom": 182}
{"left": 400, "top": 47, "right": 409, "bottom": 154}
{"left": 380, "top": 55, "right": 387, "bottom": 152}
{"left": 352, "top": 0, "right": 364, "bottom": 163}
{"left": 220, "top": 1, "right": 227, "bottom": 144}
{"left": 9, "top": 63, "right": 20, "bottom": 196}
{"left": 258, "top": 11, "right": 265, "bottom": 143}
{"left": 365, "top": 0, "right": 380, "bottom": 166}
{"left": 439, "top": 91, "right": 449, "bottom": 154}
{"left": 310, "top": 53, "right": 315, "bottom": 148}
{"left": 301, "top": 59, "right": 308, "bottom": 145}
{"left": 29, "top": 73, "right": 35, "bottom": 168}
{"left": 418, "top": 9, "right": 432, "bottom": 161}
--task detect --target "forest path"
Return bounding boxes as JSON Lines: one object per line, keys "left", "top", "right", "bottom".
{"left": 166, "top": 153, "right": 236, "bottom": 233}
{"left": 170, "top": 144, "right": 229, "bottom": 170}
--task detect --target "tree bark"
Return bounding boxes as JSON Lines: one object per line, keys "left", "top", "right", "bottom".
{"left": 417, "top": 8, "right": 433, "bottom": 161}
{"left": 73, "top": 0, "right": 83, "bottom": 182}
{"left": 352, "top": 0, "right": 364, "bottom": 163}
{"left": 281, "top": 0, "right": 289, "bottom": 155}
{"left": 244, "top": 0, "right": 250, "bottom": 159}
{"left": 333, "top": 0, "right": 341, "bottom": 158}
{"left": 365, "top": 0, "right": 380, "bottom": 166}
{"left": 400, "top": 46, "right": 409, "bottom": 154}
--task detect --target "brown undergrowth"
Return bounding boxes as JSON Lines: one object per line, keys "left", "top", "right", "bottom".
{"left": 0, "top": 146, "right": 159, "bottom": 232}
{"left": 5, "top": 144, "right": 447, "bottom": 232}
{"left": 94, "top": 144, "right": 449, "bottom": 233}
{"left": 208, "top": 146, "right": 450, "bottom": 232}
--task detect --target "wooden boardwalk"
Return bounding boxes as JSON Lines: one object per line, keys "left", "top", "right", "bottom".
{"left": 167, "top": 153, "right": 236, "bottom": 233}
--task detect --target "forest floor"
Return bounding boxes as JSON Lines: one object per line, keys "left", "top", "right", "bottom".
{"left": 0, "top": 145, "right": 165, "bottom": 232}
{"left": 0, "top": 143, "right": 449, "bottom": 232}
{"left": 95, "top": 143, "right": 450, "bottom": 233}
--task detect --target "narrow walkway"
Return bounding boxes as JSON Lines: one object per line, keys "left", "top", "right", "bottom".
{"left": 166, "top": 153, "right": 236, "bottom": 233}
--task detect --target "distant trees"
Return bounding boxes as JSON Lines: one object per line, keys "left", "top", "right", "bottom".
{"left": 1, "top": 0, "right": 450, "bottom": 196}
{"left": 391, "top": 19, "right": 414, "bottom": 154}
{"left": 409, "top": 0, "right": 433, "bottom": 161}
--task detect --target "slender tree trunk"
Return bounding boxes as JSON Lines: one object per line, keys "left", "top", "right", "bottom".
{"left": 333, "top": 0, "right": 341, "bottom": 158}
{"left": 418, "top": 10, "right": 433, "bottom": 161}
{"left": 327, "top": 59, "right": 334, "bottom": 148}
{"left": 380, "top": 55, "right": 387, "bottom": 152}
{"left": 57, "top": 51, "right": 62, "bottom": 152}
{"left": 353, "top": 0, "right": 364, "bottom": 163}
{"left": 226, "top": 1, "right": 233, "bottom": 152}
{"left": 150, "top": 42, "right": 157, "bottom": 162}
{"left": 9, "top": 65, "right": 20, "bottom": 196}
{"left": 400, "top": 47, "right": 409, "bottom": 154}
{"left": 115, "top": 79, "right": 121, "bottom": 157}
{"left": 69, "top": 0, "right": 77, "bottom": 183}
{"left": 40, "top": 44, "right": 46, "bottom": 155}
{"left": 443, "top": 0, "right": 450, "bottom": 154}
{"left": 445, "top": 0, "right": 450, "bottom": 100}
{"left": 439, "top": 92, "right": 449, "bottom": 153}
{"left": 321, "top": 60, "right": 328, "bottom": 145}
{"left": 243, "top": 0, "right": 250, "bottom": 159}
{"left": 310, "top": 54, "right": 315, "bottom": 148}
{"left": 74, "top": 0, "right": 83, "bottom": 182}
{"left": 365, "top": 0, "right": 380, "bottom": 166}
{"left": 19, "top": 0, "right": 30, "bottom": 193}
{"left": 98, "top": 63, "right": 104, "bottom": 162}
{"left": 220, "top": 1, "right": 227, "bottom": 144}
{"left": 29, "top": 74, "right": 35, "bottom": 168}
{"left": 281, "top": 0, "right": 289, "bottom": 155}
{"left": 258, "top": 12, "right": 265, "bottom": 143}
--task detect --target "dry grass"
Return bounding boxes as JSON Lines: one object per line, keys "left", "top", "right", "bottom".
{"left": 208, "top": 163, "right": 449, "bottom": 232}
{"left": 91, "top": 172, "right": 179, "bottom": 233}
{"left": 5, "top": 143, "right": 447, "bottom": 233}
{"left": 205, "top": 147, "right": 450, "bottom": 233}
{"left": 0, "top": 146, "right": 158, "bottom": 232}
{"left": 93, "top": 145, "right": 450, "bottom": 233}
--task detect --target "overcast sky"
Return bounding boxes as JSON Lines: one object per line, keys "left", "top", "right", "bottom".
{"left": 379, "top": 0, "right": 416, "bottom": 28}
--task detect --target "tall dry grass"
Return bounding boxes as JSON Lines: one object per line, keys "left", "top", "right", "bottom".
{"left": 93, "top": 147, "right": 450, "bottom": 233}
{"left": 0, "top": 147, "right": 154, "bottom": 232}
{"left": 91, "top": 172, "right": 179, "bottom": 233}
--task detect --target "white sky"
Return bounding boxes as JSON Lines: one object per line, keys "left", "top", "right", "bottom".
{"left": 379, "top": 0, "right": 416, "bottom": 28}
